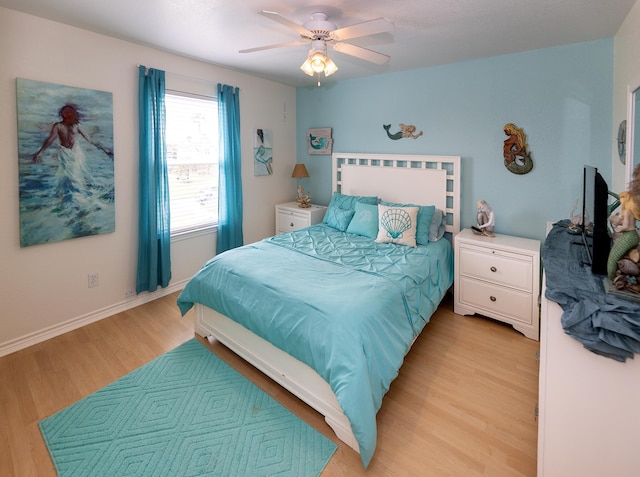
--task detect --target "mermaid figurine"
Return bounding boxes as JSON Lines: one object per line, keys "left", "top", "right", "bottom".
{"left": 472, "top": 200, "right": 495, "bottom": 236}
{"left": 607, "top": 165, "right": 640, "bottom": 282}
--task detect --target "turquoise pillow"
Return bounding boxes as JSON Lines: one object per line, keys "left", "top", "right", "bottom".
{"left": 324, "top": 207, "right": 355, "bottom": 232}
{"left": 323, "top": 192, "right": 378, "bottom": 225}
{"left": 346, "top": 202, "right": 379, "bottom": 238}
{"left": 380, "top": 200, "right": 435, "bottom": 245}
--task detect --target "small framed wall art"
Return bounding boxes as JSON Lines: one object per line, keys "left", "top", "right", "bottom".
{"left": 254, "top": 128, "right": 273, "bottom": 176}
{"left": 307, "top": 128, "right": 332, "bottom": 154}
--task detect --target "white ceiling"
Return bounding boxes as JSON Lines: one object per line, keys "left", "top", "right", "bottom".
{"left": 0, "top": 0, "right": 636, "bottom": 87}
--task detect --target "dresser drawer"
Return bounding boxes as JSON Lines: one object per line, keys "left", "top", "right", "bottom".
{"left": 276, "top": 210, "right": 309, "bottom": 232}
{"left": 458, "top": 245, "right": 533, "bottom": 292}
{"left": 458, "top": 276, "right": 533, "bottom": 324}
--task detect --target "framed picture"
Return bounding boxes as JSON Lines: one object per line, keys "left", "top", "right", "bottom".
{"left": 254, "top": 128, "right": 273, "bottom": 176}
{"left": 17, "top": 78, "right": 114, "bottom": 247}
{"left": 307, "top": 127, "right": 333, "bottom": 155}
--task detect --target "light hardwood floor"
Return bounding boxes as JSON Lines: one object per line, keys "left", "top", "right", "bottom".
{"left": 0, "top": 292, "right": 539, "bottom": 476}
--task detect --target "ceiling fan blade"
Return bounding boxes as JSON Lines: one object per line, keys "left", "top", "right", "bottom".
{"left": 259, "top": 10, "right": 314, "bottom": 39}
{"left": 239, "top": 41, "right": 307, "bottom": 54}
{"left": 329, "top": 17, "right": 394, "bottom": 42}
{"left": 332, "top": 42, "right": 390, "bottom": 65}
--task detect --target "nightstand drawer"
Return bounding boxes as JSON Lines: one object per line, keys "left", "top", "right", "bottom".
{"left": 277, "top": 211, "right": 309, "bottom": 232}
{"left": 275, "top": 202, "right": 326, "bottom": 234}
{"left": 458, "top": 276, "right": 532, "bottom": 324}
{"left": 458, "top": 245, "right": 533, "bottom": 292}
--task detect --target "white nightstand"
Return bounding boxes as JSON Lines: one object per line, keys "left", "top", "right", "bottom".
{"left": 275, "top": 202, "right": 327, "bottom": 234}
{"left": 454, "top": 228, "right": 541, "bottom": 340}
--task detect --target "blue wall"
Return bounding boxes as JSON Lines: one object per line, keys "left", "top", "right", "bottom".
{"left": 296, "top": 39, "right": 613, "bottom": 243}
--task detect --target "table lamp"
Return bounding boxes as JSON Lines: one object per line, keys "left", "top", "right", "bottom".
{"left": 291, "top": 163, "right": 311, "bottom": 208}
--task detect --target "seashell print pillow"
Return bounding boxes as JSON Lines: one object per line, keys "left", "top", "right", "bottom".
{"left": 375, "top": 204, "right": 419, "bottom": 247}
{"left": 379, "top": 200, "right": 435, "bottom": 245}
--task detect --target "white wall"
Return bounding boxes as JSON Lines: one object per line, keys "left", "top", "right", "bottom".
{"left": 0, "top": 8, "right": 297, "bottom": 356}
{"left": 612, "top": 0, "right": 640, "bottom": 193}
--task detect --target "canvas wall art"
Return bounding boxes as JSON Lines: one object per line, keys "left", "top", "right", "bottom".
{"left": 17, "top": 78, "right": 115, "bottom": 247}
{"left": 254, "top": 128, "right": 273, "bottom": 176}
{"left": 307, "top": 128, "right": 333, "bottom": 154}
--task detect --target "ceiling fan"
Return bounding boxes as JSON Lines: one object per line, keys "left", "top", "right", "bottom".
{"left": 240, "top": 10, "right": 394, "bottom": 85}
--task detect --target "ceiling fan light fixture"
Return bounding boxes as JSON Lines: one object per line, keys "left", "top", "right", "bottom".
{"left": 310, "top": 52, "right": 326, "bottom": 73}
{"left": 323, "top": 56, "right": 338, "bottom": 76}
{"left": 249, "top": 11, "right": 394, "bottom": 84}
{"left": 300, "top": 57, "right": 315, "bottom": 76}
{"left": 300, "top": 50, "right": 338, "bottom": 79}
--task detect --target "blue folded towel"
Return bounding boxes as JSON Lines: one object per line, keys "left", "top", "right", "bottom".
{"left": 542, "top": 221, "right": 640, "bottom": 361}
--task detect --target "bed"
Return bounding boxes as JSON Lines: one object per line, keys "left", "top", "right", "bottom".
{"left": 177, "top": 152, "right": 461, "bottom": 467}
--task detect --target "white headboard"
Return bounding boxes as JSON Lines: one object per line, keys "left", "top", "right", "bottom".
{"left": 332, "top": 153, "right": 461, "bottom": 234}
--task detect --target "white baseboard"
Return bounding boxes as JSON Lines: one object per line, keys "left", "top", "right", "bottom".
{"left": 0, "top": 279, "right": 189, "bottom": 358}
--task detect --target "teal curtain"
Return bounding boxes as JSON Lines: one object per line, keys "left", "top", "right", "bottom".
{"left": 216, "top": 83, "right": 243, "bottom": 253}
{"left": 136, "top": 66, "right": 171, "bottom": 293}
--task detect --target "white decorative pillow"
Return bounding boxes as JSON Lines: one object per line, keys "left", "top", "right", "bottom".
{"left": 375, "top": 204, "right": 419, "bottom": 247}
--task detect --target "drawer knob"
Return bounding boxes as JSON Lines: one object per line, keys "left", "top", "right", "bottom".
{"left": 490, "top": 266, "right": 497, "bottom": 272}
{"left": 290, "top": 222, "right": 294, "bottom": 227}
{"left": 490, "top": 296, "right": 497, "bottom": 302}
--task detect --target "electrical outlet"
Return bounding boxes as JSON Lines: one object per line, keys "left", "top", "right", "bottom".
{"left": 125, "top": 288, "right": 136, "bottom": 297}
{"left": 88, "top": 272, "right": 99, "bottom": 288}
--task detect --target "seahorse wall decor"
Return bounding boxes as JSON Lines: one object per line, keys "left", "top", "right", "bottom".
{"left": 503, "top": 123, "right": 533, "bottom": 174}
{"left": 383, "top": 123, "right": 423, "bottom": 140}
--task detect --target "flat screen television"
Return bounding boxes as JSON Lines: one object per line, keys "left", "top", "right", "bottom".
{"left": 582, "top": 165, "right": 611, "bottom": 275}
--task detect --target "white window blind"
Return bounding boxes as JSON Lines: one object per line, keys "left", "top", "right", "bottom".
{"left": 165, "top": 92, "right": 219, "bottom": 235}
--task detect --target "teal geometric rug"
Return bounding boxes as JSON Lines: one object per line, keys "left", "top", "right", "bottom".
{"left": 39, "top": 339, "right": 336, "bottom": 476}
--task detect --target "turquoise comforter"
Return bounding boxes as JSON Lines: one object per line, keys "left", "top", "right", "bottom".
{"left": 177, "top": 224, "right": 453, "bottom": 467}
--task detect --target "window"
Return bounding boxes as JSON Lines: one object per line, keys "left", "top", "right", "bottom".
{"left": 165, "top": 92, "right": 218, "bottom": 235}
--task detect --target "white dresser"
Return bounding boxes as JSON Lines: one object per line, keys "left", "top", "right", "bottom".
{"left": 454, "top": 228, "right": 541, "bottom": 340}
{"left": 538, "top": 279, "right": 640, "bottom": 476}
{"left": 275, "top": 202, "right": 326, "bottom": 234}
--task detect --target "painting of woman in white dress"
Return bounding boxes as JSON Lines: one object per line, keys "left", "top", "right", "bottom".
{"left": 17, "top": 79, "right": 114, "bottom": 247}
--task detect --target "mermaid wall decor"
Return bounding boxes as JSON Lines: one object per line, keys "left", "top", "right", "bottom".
{"left": 254, "top": 128, "right": 273, "bottom": 176}
{"left": 503, "top": 123, "right": 533, "bottom": 174}
{"left": 307, "top": 127, "right": 333, "bottom": 154}
{"left": 383, "top": 123, "right": 423, "bottom": 140}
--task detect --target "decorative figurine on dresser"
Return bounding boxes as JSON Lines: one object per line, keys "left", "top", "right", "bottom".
{"left": 471, "top": 200, "right": 495, "bottom": 237}
{"left": 607, "top": 163, "right": 640, "bottom": 296}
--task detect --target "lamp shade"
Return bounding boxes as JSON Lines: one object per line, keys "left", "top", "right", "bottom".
{"left": 291, "top": 163, "right": 310, "bottom": 178}
{"left": 310, "top": 52, "right": 326, "bottom": 73}
{"left": 300, "top": 48, "right": 339, "bottom": 78}
{"left": 300, "top": 58, "right": 315, "bottom": 77}
{"left": 323, "top": 56, "right": 338, "bottom": 76}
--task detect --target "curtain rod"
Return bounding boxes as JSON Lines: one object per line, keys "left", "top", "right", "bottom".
{"left": 136, "top": 64, "right": 219, "bottom": 87}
